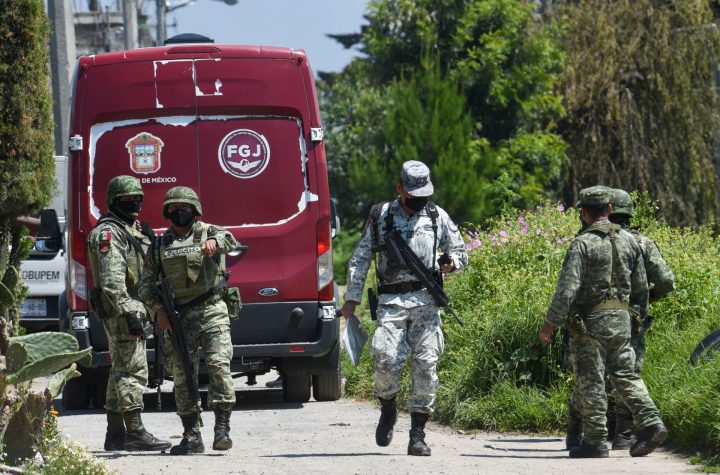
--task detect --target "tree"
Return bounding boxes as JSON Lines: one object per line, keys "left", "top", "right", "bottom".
{"left": 557, "top": 0, "right": 720, "bottom": 226}
{"left": 320, "top": 0, "right": 566, "bottom": 228}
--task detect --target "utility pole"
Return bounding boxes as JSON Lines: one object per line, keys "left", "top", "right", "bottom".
{"left": 47, "top": 0, "right": 77, "bottom": 156}
{"left": 123, "top": 0, "right": 139, "bottom": 49}
{"left": 156, "top": 0, "right": 166, "bottom": 45}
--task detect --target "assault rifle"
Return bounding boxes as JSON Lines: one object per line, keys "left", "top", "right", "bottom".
{"left": 383, "top": 229, "right": 464, "bottom": 326}
{"left": 157, "top": 276, "right": 203, "bottom": 425}
{"left": 152, "top": 325, "right": 164, "bottom": 411}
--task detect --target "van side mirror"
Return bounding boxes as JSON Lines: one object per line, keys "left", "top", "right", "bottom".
{"left": 330, "top": 198, "right": 340, "bottom": 239}
{"left": 35, "top": 208, "right": 62, "bottom": 252}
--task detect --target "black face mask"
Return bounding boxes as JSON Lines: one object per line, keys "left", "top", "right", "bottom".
{"left": 169, "top": 208, "right": 194, "bottom": 227}
{"left": 111, "top": 200, "right": 142, "bottom": 223}
{"left": 403, "top": 196, "right": 429, "bottom": 212}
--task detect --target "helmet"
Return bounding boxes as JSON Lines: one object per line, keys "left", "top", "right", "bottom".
{"left": 106, "top": 175, "right": 143, "bottom": 206}
{"left": 610, "top": 188, "right": 634, "bottom": 217}
{"left": 162, "top": 186, "right": 202, "bottom": 217}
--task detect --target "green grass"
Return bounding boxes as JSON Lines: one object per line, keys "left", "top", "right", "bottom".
{"left": 342, "top": 197, "right": 720, "bottom": 465}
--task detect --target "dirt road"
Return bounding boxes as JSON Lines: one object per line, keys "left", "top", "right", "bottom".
{"left": 55, "top": 375, "right": 692, "bottom": 475}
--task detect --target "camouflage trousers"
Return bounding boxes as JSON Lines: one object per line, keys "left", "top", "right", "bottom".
{"left": 613, "top": 322, "right": 648, "bottom": 420}
{"left": 163, "top": 322, "right": 235, "bottom": 416}
{"left": 569, "top": 310, "right": 662, "bottom": 445}
{"left": 370, "top": 302, "right": 444, "bottom": 413}
{"left": 103, "top": 315, "right": 148, "bottom": 413}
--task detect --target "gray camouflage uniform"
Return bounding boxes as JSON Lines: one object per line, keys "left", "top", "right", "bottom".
{"left": 547, "top": 219, "right": 664, "bottom": 446}
{"left": 138, "top": 220, "right": 237, "bottom": 415}
{"left": 345, "top": 198, "right": 467, "bottom": 413}
{"left": 87, "top": 211, "right": 151, "bottom": 413}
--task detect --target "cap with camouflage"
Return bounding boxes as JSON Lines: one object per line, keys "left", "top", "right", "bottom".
{"left": 106, "top": 175, "right": 143, "bottom": 206}
{"left": 400, "top": 160, "right": 434, "bottom": 197}
{"left": 576, "top": 185, "right": 612, "bottom": 207}
{"left": 162, "top": 186, "right": 203, "bottom": 217}
{"left": 610, "top": 188, "right": 634, "bottom": 217}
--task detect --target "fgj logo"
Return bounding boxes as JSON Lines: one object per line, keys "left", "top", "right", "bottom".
{"left": 126, "top": 132, "right": 164, "bottom": 174}
{"left": 218, "top": 129, "right": 270, "bottom": 179}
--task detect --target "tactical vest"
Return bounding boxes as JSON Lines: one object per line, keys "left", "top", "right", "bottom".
{"left": 93, "top": 216, "right": 147, "bottom": 287}
{"left": 156, "top": 223, "right": 226, "bottom": 305}
{"left": 579, "top": 222, "right": 629, "bottom": 314}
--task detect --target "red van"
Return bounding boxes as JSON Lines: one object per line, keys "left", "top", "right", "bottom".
{"left": 62, "top": 34, "right": 340, "bottom": 408}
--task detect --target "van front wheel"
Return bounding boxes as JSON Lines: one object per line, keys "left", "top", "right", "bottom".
{"left": 281, "top": 373, "right": 311, "bottom": 403}
{"left": 312, "top": 362, "right": 341, "bottom": 401}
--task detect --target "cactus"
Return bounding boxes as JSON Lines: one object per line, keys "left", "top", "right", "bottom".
{"left": 0, "top": 332, "right": 93, "bottom": 463}
{"left": 0, "top": 282, "right": 12, "bottom": 307}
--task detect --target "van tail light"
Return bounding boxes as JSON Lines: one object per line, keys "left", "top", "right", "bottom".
{"left": 317, "top": 215, "right": 334, "bottom": 301}
{"left": 68, "top": 227, "right": 88, "bottom": 311}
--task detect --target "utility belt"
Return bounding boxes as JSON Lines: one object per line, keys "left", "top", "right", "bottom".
{"left": 176, "top": 280, "right": 228, "bottom": 311}
{"left": 377, "top": 280, "right": 425, "bottom": 295}
{"left": 582, "top": 299, "right": 629, "bottom": 315}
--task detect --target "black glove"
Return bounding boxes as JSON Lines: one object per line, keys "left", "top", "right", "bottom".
{"left": 126, "top": 311, "right": 145, "bottom": 337}
{"left": 139, "top": 221, "right": 156, "bottom": 241}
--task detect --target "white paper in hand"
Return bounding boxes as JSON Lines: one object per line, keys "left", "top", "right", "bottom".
{"left": 342, "top": 314, "right": 368, "bottom": 366}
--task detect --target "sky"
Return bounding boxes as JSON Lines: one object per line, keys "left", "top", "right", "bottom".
{"left": 164, "top": 0, "right": 371, "bottom": 73}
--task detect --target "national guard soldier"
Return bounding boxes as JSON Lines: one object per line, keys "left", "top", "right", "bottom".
{"left": 340, "top": 160, "right": 468, "bottom": 456}
{"left": 607, "top": 189, "right": 675, "bottom": 448}
{"left": 87, "top": 175, "right": 171, "bottom": 452}
{"left": 539, "top": 186, "right": 668, "bottom": 458}
{"left": 138, "top": 186, "right": 238, "bottom": 455}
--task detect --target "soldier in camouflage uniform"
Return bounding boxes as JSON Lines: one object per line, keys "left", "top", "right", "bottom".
{"left": 87, "top": 175, "right": 171, "bottom": 452}
{"left": 138, "top": 186, "right": 237, "bottom": 455}
{"left": 607, "top": 188, "right": 675, "bottom": 448}
{"left": 539, "top": 186, "right": 668, "bottom": 458}
{"left": 340, "top": 161, "right": 468, "bottom": 457}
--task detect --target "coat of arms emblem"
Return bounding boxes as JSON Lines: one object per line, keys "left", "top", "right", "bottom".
{"left": 126, "top": 132, "right": 164, "bottom": 174}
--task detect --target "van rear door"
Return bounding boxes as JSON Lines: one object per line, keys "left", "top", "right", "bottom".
{"left": 194, "top": 58, "right": 320, "bottom": 307}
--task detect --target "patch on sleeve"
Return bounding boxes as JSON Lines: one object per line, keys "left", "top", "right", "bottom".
{"left": 98, "top": 230, "right": 111, "bottom": 253}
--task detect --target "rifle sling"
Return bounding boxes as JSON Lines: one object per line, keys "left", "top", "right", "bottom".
{"left": 98, "top": 216, "right": 146, "bottom": 260}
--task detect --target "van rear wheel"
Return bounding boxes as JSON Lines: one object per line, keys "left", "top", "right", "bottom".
{"left": 62, "top": 377, "right": 90, "bottom": 410}
{"left": 281, "top": 373, "right": 311, "bottom": 403}
{"left": 312, "top": 361, "right": 341, "bottom": 401}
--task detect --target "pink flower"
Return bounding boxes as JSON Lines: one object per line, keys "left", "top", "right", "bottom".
{"left": 466, "top": 243, "right": 472, "bottom": 251}
{"left": 535, "top": 229, "right": 542, "bottom": 235}
{"left": 473, "top": 239, "right": 482, "bottom": 248}
{"left": 557, "top": 203, "right": 565, "bottom": 212}
{"left": 500, "top": 238, "right": 509, "bottom": 244}
{"left": 521, "top": 224, "right": 529, "bottom": 234}
{"left": 499, "top": 230, "right": 508, "bottom": 237}
{"left": 489, "top": 235, "right": 497, "bottom": 242}
{"left": 517, "top": 215, "right": 526, "bottom": 224}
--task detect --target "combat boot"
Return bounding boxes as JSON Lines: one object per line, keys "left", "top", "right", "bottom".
{"left": 122, "top": 410, "right": 172, "bottom": 451}
{"left": 611, "top": 414, "right": 636, "bottom": 450}
{"left": 170, "top": 414, "right": 205, "bottom": 455}
{"left": 213, "top": 409, "right": 233, "bottom": 450}
{"left": 407, "top": 412, "right": 431, "bottom": 456}
{"left": 569, "top": 441, "right": 609, "bottom": 458}
{"left": 629, "top": 423, "right": 668, "bottom": 457}
{"left": 375, "top": 396, "right": 398, "bottom": 447}
{"left": 103, "top": 410, "right": 125, "bottom": 451}
{"left": 565, "top": 404, "right": 583, "bottom": 450}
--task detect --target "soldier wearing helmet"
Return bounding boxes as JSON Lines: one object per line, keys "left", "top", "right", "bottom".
{"left": 605, "top": 189, "right": 675, "bottom": 450}
{"left": 87, "top": 175, "right": 171, "bottom": 452}
{"left": 139, "top": 186, "right": 238, "bottom": 455}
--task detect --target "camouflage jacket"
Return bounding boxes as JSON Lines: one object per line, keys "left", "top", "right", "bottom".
{"left": 138, "top": 220, "right": 236, "bottom": 329}
{"left": 627, "top": 228, "right": 674, "bottom": 302}
{"left": 545, "top": 220, "right": 648, "bottom": 327}
{"left": 344, "top": 198, "right": 468, "bottom": 305}
{"left": 87, "top": 211, "right": 151, "bottom": 317}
